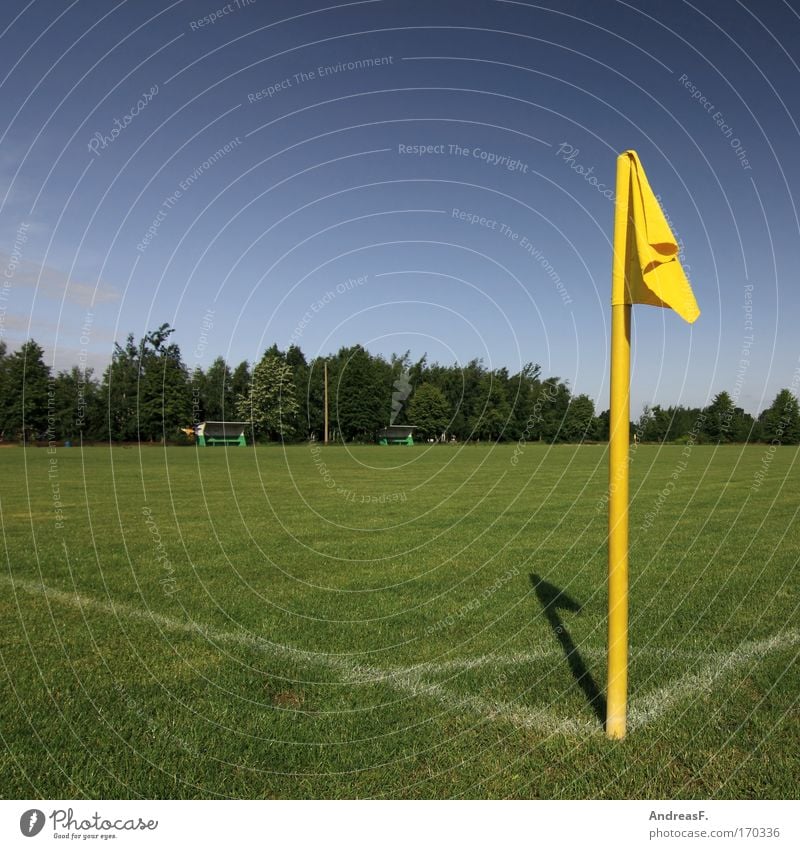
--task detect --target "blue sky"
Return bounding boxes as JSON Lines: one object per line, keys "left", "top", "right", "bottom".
{"left": 1, "top": 0, "right": 799, "bottom": 416}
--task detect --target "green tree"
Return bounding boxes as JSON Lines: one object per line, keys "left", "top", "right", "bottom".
{"left": 562, "top": 393, "right": 595, "bottom": 442}
{"left": 729, "top": 406, "right": 755, "bottom": 442}
{"left": 408, "top": 383, "right": 451, "bottom": 439}
{"left": 473, "top": 372, "right": 511, "bottom": 440}
{"left": 507, "top": 362, "right": 543, "bottom": 440}
{"left": 538, "top": 378, "right": 571, "bottom": 442}
{"left": 759, "top": 389, "right": 800, "bottom": 444}
{"left": 334, "top": 345, "right": 386, "bottom": 441}
{"left": 101, "top": 333, "right": 140, "bottom": 441}
{"left": 664, "top": 406, "right": 706, "bottom": 443}
{"left": 286, "top": 345, "right": 310, "bottom": 438}
{"left": 23, "top": 330, "right": 782, "bottom": 449}
{"left": 0, "top": 340, "right": 7, "bottom": 438}
{"left": 236, "top": 352, "right": 299, "bottom": 440}
{"left": 592, "top": 409, "right": 610, "bottom": 441}
{"left": 201, "top": 356, "right": 234, "bottom": 421}
{"left": 53, "top": 366, "right": 99, "bottom": 441}
{"left": 637, "top": 404, "right": 654, "bottom": 440}
{"left": 101, "top": 325, "right": 191, "bottom": 442}
{"left": 703, "top": 391, "right": 736, "bottom": 443}
{"left": 638, "top": 404, "right": 669, "bottom": 441}
{"left": 137, "top": 325, "right": 192, "bottom": 441}
{"left": 189, "top": 366, "right": 207, "bottom": 423}
{"left": 445, "top": 358, "right": 486, "bottom": 440}
{"left": 0, "top": 339, "right": 51, "bottom": 441}
{"left": 231, "top": 360, "right": 251, "bottom": 400}
{"left": 305, "top": 357, "right": 327, "bottom": 440}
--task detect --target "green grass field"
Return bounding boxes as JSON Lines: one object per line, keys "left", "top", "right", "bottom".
{"left": 1, "top": 442, "right": 798, "bottom": 799}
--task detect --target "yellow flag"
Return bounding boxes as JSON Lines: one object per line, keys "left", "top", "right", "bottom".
{"left": 612, "top": 150, "right": 700, "bottom": 323}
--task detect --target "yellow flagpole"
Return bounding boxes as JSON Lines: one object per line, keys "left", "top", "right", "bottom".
{"left": 607, "top": 153, "right": 632, "bottom": 740}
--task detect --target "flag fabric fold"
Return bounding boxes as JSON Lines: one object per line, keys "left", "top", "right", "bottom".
{"left": 612, "top": 150, "right": 700, "bottom": 324}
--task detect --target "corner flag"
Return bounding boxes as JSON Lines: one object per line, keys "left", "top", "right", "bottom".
{"left": 612, "top": 150, "right": 700, "bottom": 323}
{"left": 606, "top": 151, "right": 699, "bottom": 740}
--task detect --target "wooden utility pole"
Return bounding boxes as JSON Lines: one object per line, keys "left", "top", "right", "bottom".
{"left": 324, "top": 360, "right": 329, "bottom": 444}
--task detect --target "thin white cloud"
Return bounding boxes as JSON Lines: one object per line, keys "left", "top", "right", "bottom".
{"left": 0, "top": 254, "right": 120, "bottom": 306}
{"left": 0, "top": 311, "right": 116, "bottom": 343}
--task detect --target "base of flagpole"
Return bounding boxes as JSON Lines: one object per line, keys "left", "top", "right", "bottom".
{"left": 606, "top": 714, "right": 627, "bottom": 740}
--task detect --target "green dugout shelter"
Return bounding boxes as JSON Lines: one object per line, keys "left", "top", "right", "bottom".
{"left": 196, "top": 421, "right": 247, "bottom": 447}
{"left": 377, "top": 425, "right": 417, "bottom": 445}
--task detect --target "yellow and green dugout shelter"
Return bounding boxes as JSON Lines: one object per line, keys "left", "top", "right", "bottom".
{"left": 195, "top": 421, "right": 247, "bottom": 447}
{"left": 377, "top": 425, "right": 416, "bottom": 445}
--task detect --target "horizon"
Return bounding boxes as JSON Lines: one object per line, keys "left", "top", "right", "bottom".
{"left": 2, "top": 1, "right": 798, "bottom": 421}
{"left": 2, "top": 328, "right": 788, "bottom": 420}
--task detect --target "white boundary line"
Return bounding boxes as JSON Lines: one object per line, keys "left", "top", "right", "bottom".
{"left": 2, "top": 574, "right": 591, "bottom": 737}
{"left": 627, "top": 627, "right": 800, "bottom": 730}
{"left": 398, "top": 645, "right": 727, "bottom": 677}
{"left": 4, "top": 574, "right": 798, "bottom": 737}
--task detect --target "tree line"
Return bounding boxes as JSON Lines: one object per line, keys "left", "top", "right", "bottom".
{"left": 1, "top": 325, "right": 798, "bottom": 445}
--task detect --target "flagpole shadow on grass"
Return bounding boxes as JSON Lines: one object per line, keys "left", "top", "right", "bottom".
{"left": 530, "top": 574, "right": 607, "bottom": 728}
